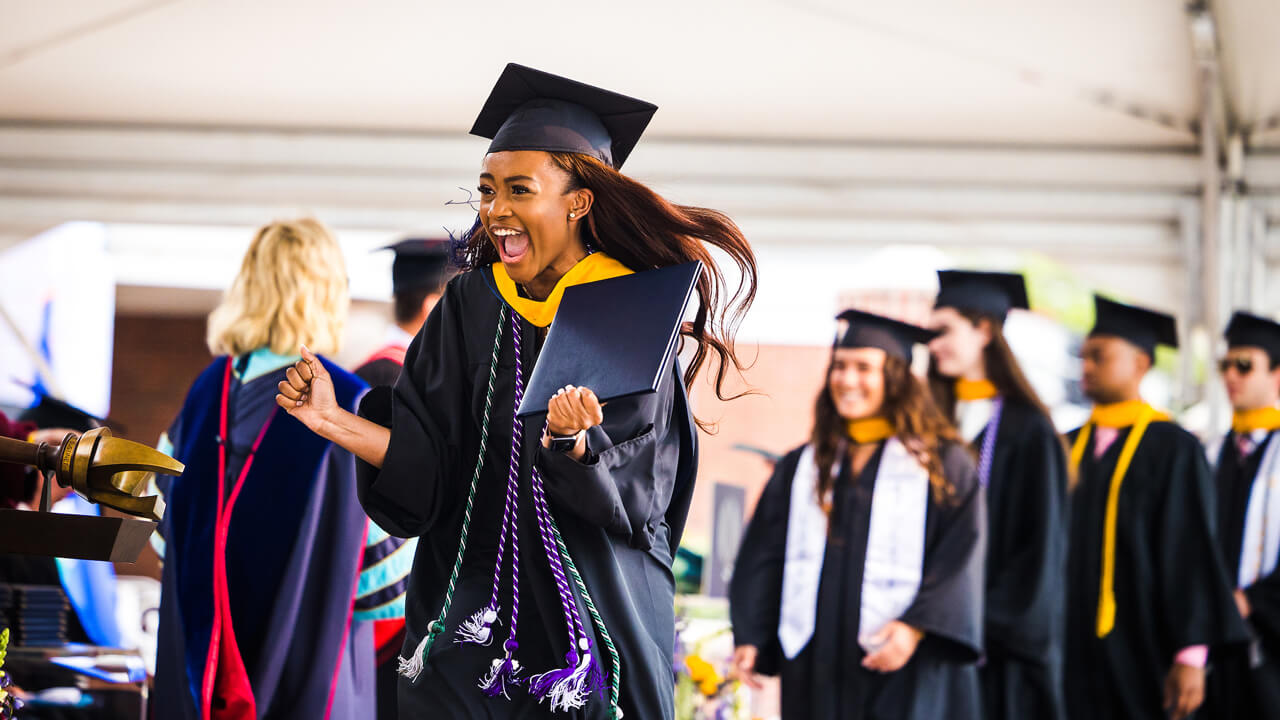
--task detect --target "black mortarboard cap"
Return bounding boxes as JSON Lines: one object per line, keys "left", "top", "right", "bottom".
{"left": 1225, "top": 311, "right": 1280, "bottom": 364}
{"left": 835, "top": 310, "right": 939, "bottom": 362}
{"left": 516, "top": 261, "right": 702, "bottom": 416}
{"left": 935, "top": 270, "right": 1029, "bottom": 320}
{"left": 470, "top": 63, "right": 658, "bottom": 170}
{"left": 1089, "top": 295, "right": 1178, "bottom": 358}
{"left": 18, "top": 394, "right": 111, "bottom": 433}
{"left": 381, "top": 238, "right": 453, "bottom": 294}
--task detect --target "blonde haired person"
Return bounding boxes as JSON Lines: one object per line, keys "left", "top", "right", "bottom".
{"left": 150, "top": 219, "right": 378, "bottom": 720}
{"left": 206, "top": 218, "right": 348, "bottom": 357}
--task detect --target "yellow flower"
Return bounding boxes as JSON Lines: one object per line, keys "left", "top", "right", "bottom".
{"left": 684, "top": 654, "right": 714, "bottom": 682}
{"left": 685, "top": 653, "right": 723, "bottom": 697}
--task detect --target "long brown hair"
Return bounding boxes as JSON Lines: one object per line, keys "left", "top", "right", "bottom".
{"left": 811, "top": 352, "right": 962, "bottom": 508}
{"left": 927, "top": 309, "right": 1054, "bottom": 424}
{"left": 460, "top": 151, "right": 758, "bottom": 429}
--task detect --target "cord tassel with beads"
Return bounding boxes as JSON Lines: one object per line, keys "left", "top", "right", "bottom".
{"left": 455, "top": 607, "right": 499, "bottom": 646}
{"left": 478, "top": 640, "right": 523, "bottom": 699}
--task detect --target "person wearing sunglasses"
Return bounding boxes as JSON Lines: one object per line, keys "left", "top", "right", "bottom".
{"left": 1203, "top": 311, "right": 1280, "bottom": 719}
{"left": 1063, "top": 296, "right": 1245, "bottom": 720}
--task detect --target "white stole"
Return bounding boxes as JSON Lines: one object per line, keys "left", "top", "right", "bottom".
{"left": 955, "top": 398, "right": 995, "bottom": 444}
{"left": 778, "top": 445, "right": 828, "bottom": 659}
{"left": 777, "top": 439, "right": 930, "bottom": 659}
{"left": 1238, "top": 431, "right": 1280, "bottom": 588}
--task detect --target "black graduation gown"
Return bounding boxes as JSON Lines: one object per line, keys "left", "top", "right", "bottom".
{"left": 971, "top": 400, "right": 1067, "bottom": 720}
{"left": 729, "top": 442, "right": 986, "bottom": 720}
{"left": 355, "top": 267, "right": 697, "bottom": 720}
{"left": 1204, "top": 431, "right": 1280, "bottom": 718}
{"left": 1064, "top": 421, "right": 1248, "bottom": 720}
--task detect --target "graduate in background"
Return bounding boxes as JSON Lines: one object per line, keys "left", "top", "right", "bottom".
{"left": 926, "top": 271, "right": 1067, "bottom": 720}
{"left": 354, "top": 238, "right": 455, "bottom": 388}
{"left": 352, "top": 238, "right": 454, "bottom": 720}
{"left": 276, "top": 64, "right": 758, "bottom": 719}
{"left": 729, "top": 310, "right": 986, "bottom": 720}
{"left": 1203, "top": 311, "right": 1280, "bottom": 718}
{"left": 1064, "top": 296, "right": 1246, "bottom": 720}
{"left": 151, "top": 219, "right": 374, "bottom": 720}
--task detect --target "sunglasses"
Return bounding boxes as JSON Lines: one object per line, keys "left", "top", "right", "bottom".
{"left": 1219, "top": 357, "right": 1255, "bottom": 375}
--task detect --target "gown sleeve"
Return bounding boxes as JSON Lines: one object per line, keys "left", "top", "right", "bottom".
{"left": 535, "top": 359, "right": 685, "bottom": 551}
{"left": 354, "top": 279, "right": 473, "bottom": 538}
{"left": 899, "top": 443, "right": 987, "bottom": 663}
{"left": 1245, "top": 567, "right": 1280, "bottom": 641}
{"left": 727, "top": 448, "right": 802, "bottom": 677}
{"left": 984, "top": 413, "right": 1068, "bottom": 663}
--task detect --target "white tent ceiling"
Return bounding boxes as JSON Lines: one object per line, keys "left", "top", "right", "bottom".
{"left": 0, "top": 0, "right": 1216, "bottom": 145}
{"left": 4, "top": 0, "right": 1280, "bottom": 430}
{"left": 1, "top": 1, "right": 1278, "bottom": 334}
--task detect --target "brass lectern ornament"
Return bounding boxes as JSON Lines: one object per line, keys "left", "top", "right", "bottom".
{"left": 0, "top": 428, "right": 182, "bottom": 562}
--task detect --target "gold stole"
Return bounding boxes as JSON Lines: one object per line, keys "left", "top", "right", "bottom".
{"left": 846, "top": 417, "right": 895, "bottom": 444}
{"left": 954, "top": 378, "right": 998, "bottom": 401}
{"left": 1232, "top": 406, "right": 1280, "bottom": 434}
{"left": 1068, "top": 400, "right": 1171, "bottom": 638}
{"left": 491, "top": 252, "right": 633, "bottom": 327}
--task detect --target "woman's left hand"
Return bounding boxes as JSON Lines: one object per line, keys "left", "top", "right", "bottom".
{"left": 543, "top": 386, "right": 603, "bottom": 461}
{"left": 861, "top": 621, "right": 924, "bottom": 673}
{"left": 546, "top": 385, "right": 604, "bottom": 436}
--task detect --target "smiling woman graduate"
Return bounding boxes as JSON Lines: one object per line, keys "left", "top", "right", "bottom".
{"left": 277, "top": 64, "right": 757, "bottom": 720}
{"left": 729, "top": 310, "right": 986, "bottom": 720}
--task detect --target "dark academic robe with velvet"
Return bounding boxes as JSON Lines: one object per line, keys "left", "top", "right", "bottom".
{"left": 972, "top": 400, "right": 1067, "bottom": 720}
{"left": 729, "top": 442, "right": 986, "bottom": 720}
{"left": 356, "top": 267, "right": 697, "bottom": 720}
{"left": 1205, "top": 430, "right": 1280, "bottom": 718}
{"left": 1064, "top": 421, "right": 1247, "bottom": 720}
{"left": 152, "top": 355, "right": 375, "bottom": 719}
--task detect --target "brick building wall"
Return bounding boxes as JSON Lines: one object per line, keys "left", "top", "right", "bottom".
{"left": 110, "top": 315, "right": 211, "bottom": 448}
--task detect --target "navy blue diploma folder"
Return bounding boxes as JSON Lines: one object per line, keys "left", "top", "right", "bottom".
{"left": 515, "top": 260, "right": 703, "bottom": 417}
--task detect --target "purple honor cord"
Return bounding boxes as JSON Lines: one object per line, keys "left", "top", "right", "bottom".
{"left": 509, "top": 317, "right": 601, "bottom": 710}
{"left": 976, "top": 397, "right": 1003, "bottom": 487}
{"left": 470, "top": 309, "right": 601, "bottom": 709}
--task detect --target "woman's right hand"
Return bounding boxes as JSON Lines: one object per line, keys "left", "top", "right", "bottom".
{"left": 729, "top": 645, "right": 763, "bottom": 689}
{"left": 276, "top": 345, "right": 337, "bottom": 433}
